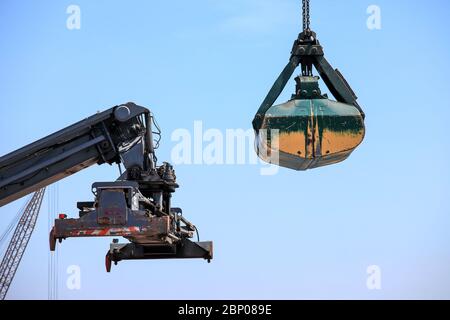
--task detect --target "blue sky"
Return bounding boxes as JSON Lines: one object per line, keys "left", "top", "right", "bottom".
{"left": 0, "top": 0, "right": 449, "bottom": 299}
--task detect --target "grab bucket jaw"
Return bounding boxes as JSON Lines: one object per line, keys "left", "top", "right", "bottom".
{"left": 255, "top": 76, "right": 365, "bottom": 170}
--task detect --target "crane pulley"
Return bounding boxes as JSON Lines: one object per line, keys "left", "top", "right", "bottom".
{"left": 252, "top": 0, "right": 365, "bottom": 170}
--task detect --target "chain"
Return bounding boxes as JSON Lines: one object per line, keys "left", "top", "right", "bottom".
{"left": 302, "top": 0, "right": 310, "bottom": 32}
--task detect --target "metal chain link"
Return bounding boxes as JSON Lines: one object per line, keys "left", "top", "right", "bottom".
{"left": 302, "top": 0, "right": 310, "bottom": 32}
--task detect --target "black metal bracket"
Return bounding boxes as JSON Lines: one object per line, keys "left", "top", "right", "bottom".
{"left": 252, "top": 30, "right": 365, "bottom": 132}
{"left": 105, "top": 239, "right": 213, "bottom": 272}
{"left": 291, "top": 31, "right": 365, "bottom": 118}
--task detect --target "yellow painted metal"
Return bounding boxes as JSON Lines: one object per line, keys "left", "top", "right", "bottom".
{"left": 255, "top": 96, "right": 365, "bottom": 171}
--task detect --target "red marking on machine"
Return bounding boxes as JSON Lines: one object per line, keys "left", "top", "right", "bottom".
{"left": 67, "top": 226, "right": 141, "bottom": 237}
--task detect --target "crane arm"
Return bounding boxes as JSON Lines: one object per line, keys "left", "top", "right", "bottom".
{"left": 0, "top": 102, "right": 213, "bottom": 272}
{"left": 0, "top": 102, "right": 151, "bottom": 207}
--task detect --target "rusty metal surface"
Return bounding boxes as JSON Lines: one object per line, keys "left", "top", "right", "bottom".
{"left": 49, "top": 165, "right": 210, "bottom": 270}
{"left": 255, "top": 76, "right": 365, "bottom": 170}
{"left": 53, "top": 215, "right": 170, "bottom": 241}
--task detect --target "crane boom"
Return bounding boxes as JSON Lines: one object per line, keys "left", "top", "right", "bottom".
{"left": 0, "top": 188, "right": 45, "bottom": 300}
{"left": 0, "top": 103, "right": 151, "bottom": 207}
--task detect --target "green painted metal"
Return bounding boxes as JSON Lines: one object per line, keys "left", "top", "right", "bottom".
{"left": 255, "top": 76, "right": 365, "bottom": 171}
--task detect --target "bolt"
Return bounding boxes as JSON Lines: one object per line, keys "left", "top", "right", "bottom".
{"left": 101, "top": 141, "right": 110, "bottom": 149}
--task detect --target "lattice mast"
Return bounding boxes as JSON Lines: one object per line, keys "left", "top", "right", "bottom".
{"left": 0, "top": 188, "right": 45, "bottom": 300}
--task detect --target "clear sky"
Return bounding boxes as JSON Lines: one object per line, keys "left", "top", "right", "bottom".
{"left": 0, "top": 0, "right": 449, "bottom": 299}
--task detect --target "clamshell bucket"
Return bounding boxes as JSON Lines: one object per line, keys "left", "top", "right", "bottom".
{"left": 253, "top": 2, "right": 366, "bottom": 171}
{"left": 255, "top": 76, "right": 365, "bottom": 170}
